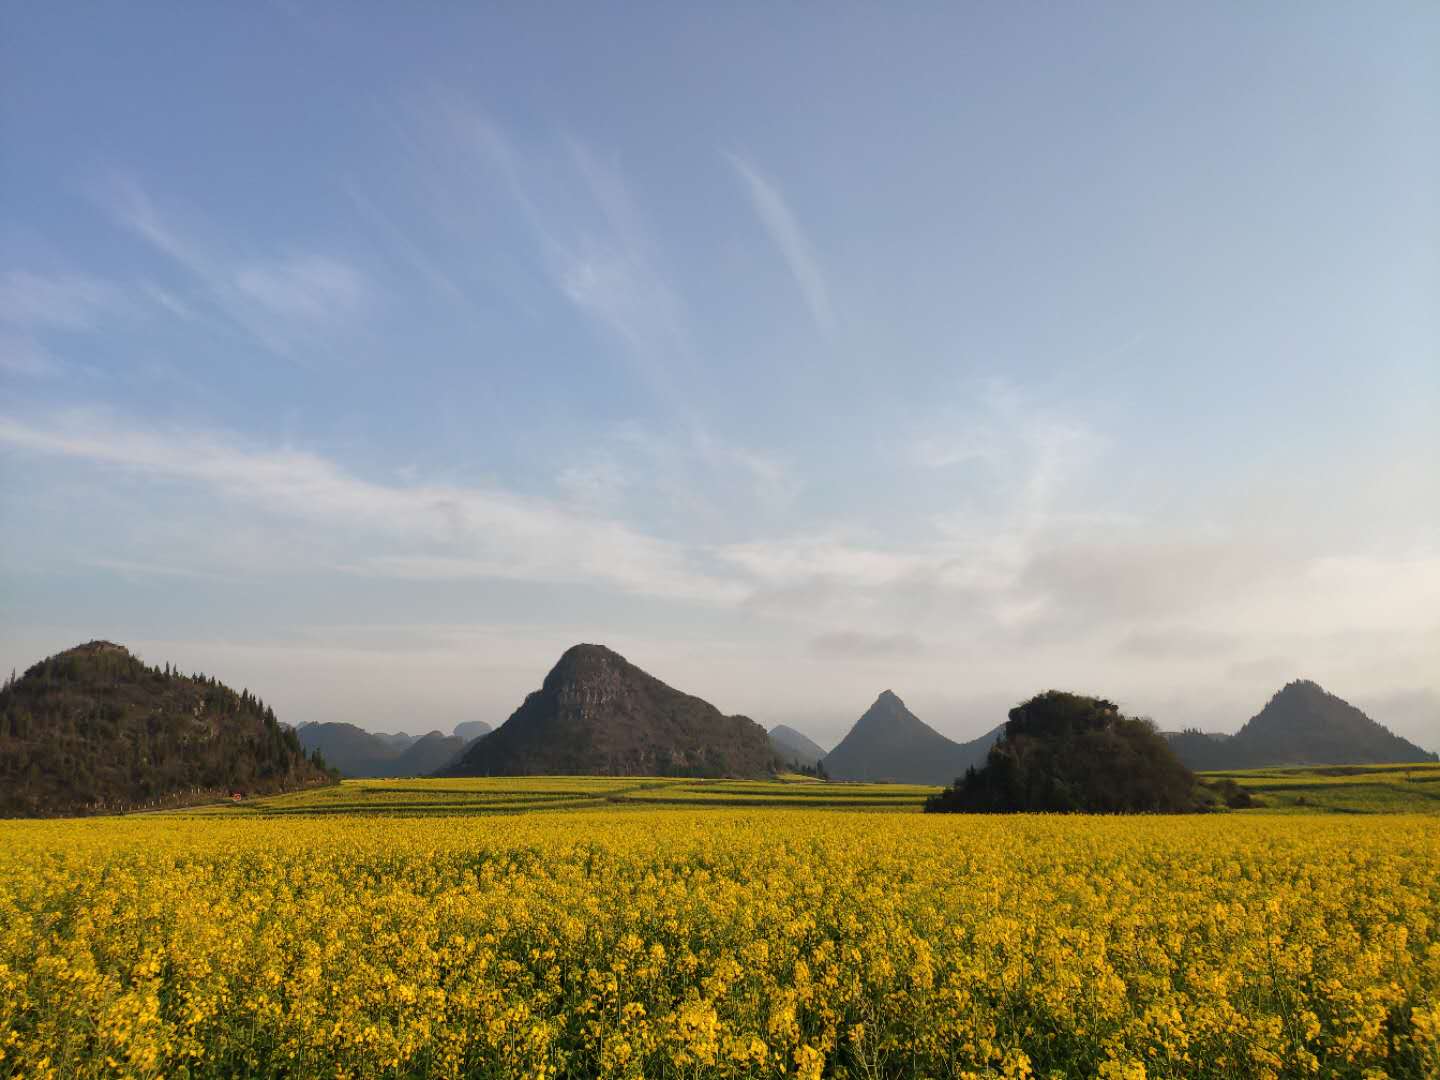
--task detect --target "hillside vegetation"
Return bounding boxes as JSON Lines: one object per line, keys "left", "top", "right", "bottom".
{"left": 0, "top": 641, "right": 330, "bottom": 816}
{"left": 927, "top": 690, "right": 1200, "bottom": 813}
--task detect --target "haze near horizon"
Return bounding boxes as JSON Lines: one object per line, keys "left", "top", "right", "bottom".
{"left": 2, "top": 6, "right": 1436, "bottom": 750}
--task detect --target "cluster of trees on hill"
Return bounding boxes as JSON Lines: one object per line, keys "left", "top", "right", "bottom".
{"left": 0, "top": 642, "right": 331, "bottom": 816}
{"left": 781, "top": 758, "right": 829, "bottom": 779}
{"left": 926, "top": 691, "right": 1201, "bottom": 813}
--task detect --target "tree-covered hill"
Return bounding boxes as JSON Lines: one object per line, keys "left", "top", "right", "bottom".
{"left": 926, "top": 690, "right": 1200, "bottom": 813}
{"left": 0, "top": 641, "right": 332, "bottom": 816}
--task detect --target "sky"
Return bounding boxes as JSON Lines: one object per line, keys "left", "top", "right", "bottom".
{"left": 2, "top": 4, "right": 1437, "bottom": 750}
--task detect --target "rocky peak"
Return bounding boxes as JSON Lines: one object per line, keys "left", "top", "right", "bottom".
{"left": 444, "top": 643, "right": 775, "bottom": 778}
{"left": 546, "top": 644, "right": 628, "bottom": 709}
{"left": 857, "top": 689, "right": 920, "bottom": 730}
{"left": 67, "top": 640, "right": 131, "bottom": 658}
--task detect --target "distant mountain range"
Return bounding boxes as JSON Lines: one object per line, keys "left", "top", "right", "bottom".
{"left": 0, "top": 641, "right": 329, "bottom": 816}
{"left": 1165, "top": 680, "right": 1437, "bottom": 770}
{"left": 823, "top": 690, "right": 1003, "bottom": 785}
{"left": 296, "top": 720, "right": 490, "bottom": 778}
{"left": 453, "top": 720, "right": 493, "bottom": 742}
{"left": 769, "top": 724, "right": 827, "bottom": 769}
{"left": 6, "top": 639, "right": 1432, "bottom": 813}
{"left": 443, "top": 644, "right": 775, "bottom": 778}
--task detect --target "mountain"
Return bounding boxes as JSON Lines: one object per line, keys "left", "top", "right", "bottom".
{"left": 0, "top": 641, "right": 330, "bottom": 817}
{"left": 1162, "top": 730, "right": 1238, "bottom": 772}
{"left": 373, "top": 731, "right": 419, "bottom": 750}
{"left": 769, "top": 724, "right": 826, "bottom": 769}
{"left": 453, "top": 720, "right": 492, "bottom": 742}
{"left": 444, "top": 644, "right": 776, "bottom": 778}
{"left": 294, "top": 723, "right": 471, "bottom": 777}
{"left": 390, "top": 730, "right": 469, "bottom": 775}
{"left": 927, "top": 691, "right": 1201, "bottom": 813}
{"left": 823, "top": 690, "right": 1003, "bottom": 785}
{"left": 1166, "top": 680, "right": 1438, "bottom": 770}
{"left": 295, "top": 722, "right": 401, "bottom": 777}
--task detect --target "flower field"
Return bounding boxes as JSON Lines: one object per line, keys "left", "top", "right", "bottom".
{"left": 3, "top": 792, "right": 1438, "bottom": 1079}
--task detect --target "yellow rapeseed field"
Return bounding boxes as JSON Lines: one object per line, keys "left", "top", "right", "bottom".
{"left": 1, "top": 807, "right": 1437, "bottom": 1079}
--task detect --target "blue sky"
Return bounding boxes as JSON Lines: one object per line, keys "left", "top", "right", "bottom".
{"left": 2, "top": 4, "right": 1437, "bottom": 748}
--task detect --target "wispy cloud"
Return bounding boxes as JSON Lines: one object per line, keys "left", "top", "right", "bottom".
{"left": 0, "top": 271, "right": 129, "bottom": 330}
{"left": 690, "top": 429, "right": 801, "bottom": 514}
{"left": 139, "top": 281, "right": 195, "bottom": 321}
{"left": 0, "top": 333, "right": 63, "bottom": 377}
{"left": 97, "top": 175, "right": 372, "bottom": 357}
{"left": 810, "top": 630, "right": 924, "bottom": 659}
{"left": 0, "top": 408, "right": 741, "bottom": 605}
{"left": 555, "top": 458, "right": 631, "bottom": 511}
{"left": 232, "top": 253, "right": 368, "bottom": 326}
{"left": 430, "top": 101, "right": 695, "bottom": 407}
{"left": 602, "top": 423, "right": 801, "bottom": 526}
{"left": 726, "top": 152, "right": 833, "bottom": 333}
{"left": 345, "top": 183, "right": 468, "bottom": 306}
{"left": 103, "top": 176, "right": 207, "bottom": 270}
{"left": 545, "top": 142, "right": 695, "bottom": 405}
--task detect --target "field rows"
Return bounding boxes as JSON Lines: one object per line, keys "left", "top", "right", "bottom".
{"left": 185, "top": 776, "right": 938, "bottom": 817}
{"left": 1215, "top": 762, "right": 1440, "bottom": 814}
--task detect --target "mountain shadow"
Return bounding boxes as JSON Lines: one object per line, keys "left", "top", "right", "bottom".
{"left": 441, "top": 644, "right": 776, "bottom": 778}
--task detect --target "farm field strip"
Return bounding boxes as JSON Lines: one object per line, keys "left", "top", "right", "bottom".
{"left": 1209, "top": 763, "right": 1440, "bottom": 814}
{"left": 165, "top": 764, "right": 1440, "bottom": 819}
{"left": 181, "top": 778, "right": 942, "bottom": 817}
